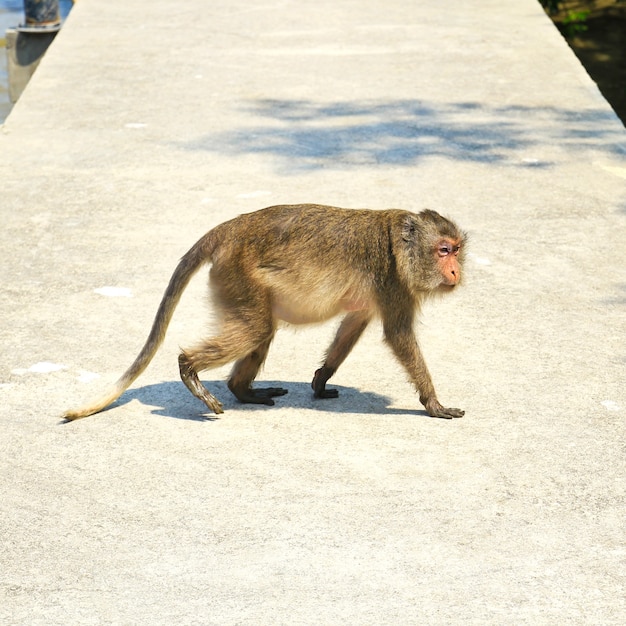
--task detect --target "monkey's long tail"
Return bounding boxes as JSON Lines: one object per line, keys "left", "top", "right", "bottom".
{"left": 63, "top": 234, "right": 214, "bottom": 420}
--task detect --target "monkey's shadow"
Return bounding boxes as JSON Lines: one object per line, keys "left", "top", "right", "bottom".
{"left": 117, "top": 380, "right": 428, "bottom": 421}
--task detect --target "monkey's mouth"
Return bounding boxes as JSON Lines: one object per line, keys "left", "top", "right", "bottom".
{"left": 438, "top": 284, "right": 456, "bottom": 293}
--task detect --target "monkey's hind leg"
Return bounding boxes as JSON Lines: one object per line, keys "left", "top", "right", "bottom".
{"left": 179, "top": 307, "right": 285, "bottom": 412}
{"left": 179, "top": 353, "right": 224, "bottom": 414}
{"left": 227, "top": 334, "right": 288, "bottom": 406}
{"left": 312, "top": 311, "right": 371, "bottom": 399}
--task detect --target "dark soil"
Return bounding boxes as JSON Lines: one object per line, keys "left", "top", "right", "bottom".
{"left": 544, "top": 0, "right": 626, "bottom": 125}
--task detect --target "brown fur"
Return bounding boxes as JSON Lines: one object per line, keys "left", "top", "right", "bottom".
{"left": 64, "top": 204, "right": 466, "bottom": 420}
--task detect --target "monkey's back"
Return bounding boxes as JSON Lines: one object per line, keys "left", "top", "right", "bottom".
{"left": 208, "top": 204, "right": 406, "bottom": 324}
{"left": 220, "top": 204, "right": 399, "bottom": 263}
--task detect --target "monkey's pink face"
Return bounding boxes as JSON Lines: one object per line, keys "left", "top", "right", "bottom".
{"left": 436, "top": 239, "right": 462, "bottom": 286}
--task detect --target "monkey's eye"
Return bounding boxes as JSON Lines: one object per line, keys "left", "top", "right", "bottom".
{"left": 438, "top": 242, "right": 460, "bottom": 257}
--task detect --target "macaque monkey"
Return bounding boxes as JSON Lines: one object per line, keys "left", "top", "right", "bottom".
{"left": 64, "top": 204, "right": 466, "bottom": 421}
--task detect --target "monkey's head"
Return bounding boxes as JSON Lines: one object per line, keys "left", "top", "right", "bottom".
{"left": 403, "top": 209, "right": 467, "bottom": 294}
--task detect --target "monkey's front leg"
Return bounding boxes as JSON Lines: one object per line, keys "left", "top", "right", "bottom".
{"left": 384, "top": 323, "right": 464, "bottom": 419}
{"left": 178, "top": 353, "right": 224, "bottom": 414}
{"left": 312, "top": 311, "right": 371, "bottom": 399}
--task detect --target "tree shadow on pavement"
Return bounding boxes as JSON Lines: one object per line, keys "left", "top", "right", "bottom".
{"left": 181, "top": 98, "right": 625, "bottom": 174}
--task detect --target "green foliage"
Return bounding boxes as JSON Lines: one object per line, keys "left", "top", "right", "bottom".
{"left": 538, "top": 1, "right": 591, "bottom": 36}
{"left": 563, "top": 10, "right": 590, "bottom": 35}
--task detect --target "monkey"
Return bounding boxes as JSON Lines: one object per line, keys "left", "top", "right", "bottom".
{"left": 63, "top": 204, "right": 466, "bottom": 421}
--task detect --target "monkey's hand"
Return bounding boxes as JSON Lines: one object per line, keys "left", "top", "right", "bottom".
{"left": 423, "top": 398, "right": 465, "bottom": 419}
{"left": 311, "top": 367, "right": 339, "bottom": 399}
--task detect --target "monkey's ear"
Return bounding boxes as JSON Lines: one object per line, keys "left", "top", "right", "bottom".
{"left": 401, "top": 216, "right": 418, "bottom": 243}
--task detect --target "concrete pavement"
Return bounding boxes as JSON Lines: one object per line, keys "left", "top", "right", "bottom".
{"left": 1, "top": 0, "right": 625, "bottom": 623}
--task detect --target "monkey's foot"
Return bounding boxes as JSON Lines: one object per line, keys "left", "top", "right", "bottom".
{"left": 311, "top": 367, "right": 339, "bottom": 399}
{"left": 228, "top": 384, "right": 288, "bottom": 406}
{"left": 179, "top": 354, "right": 224, "bottom": 415}
{"left": 424, "top": 399, "right": 464, "bottom": 419}
{"left": 187, "top": 381, "right": 224, "bottom": 414}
